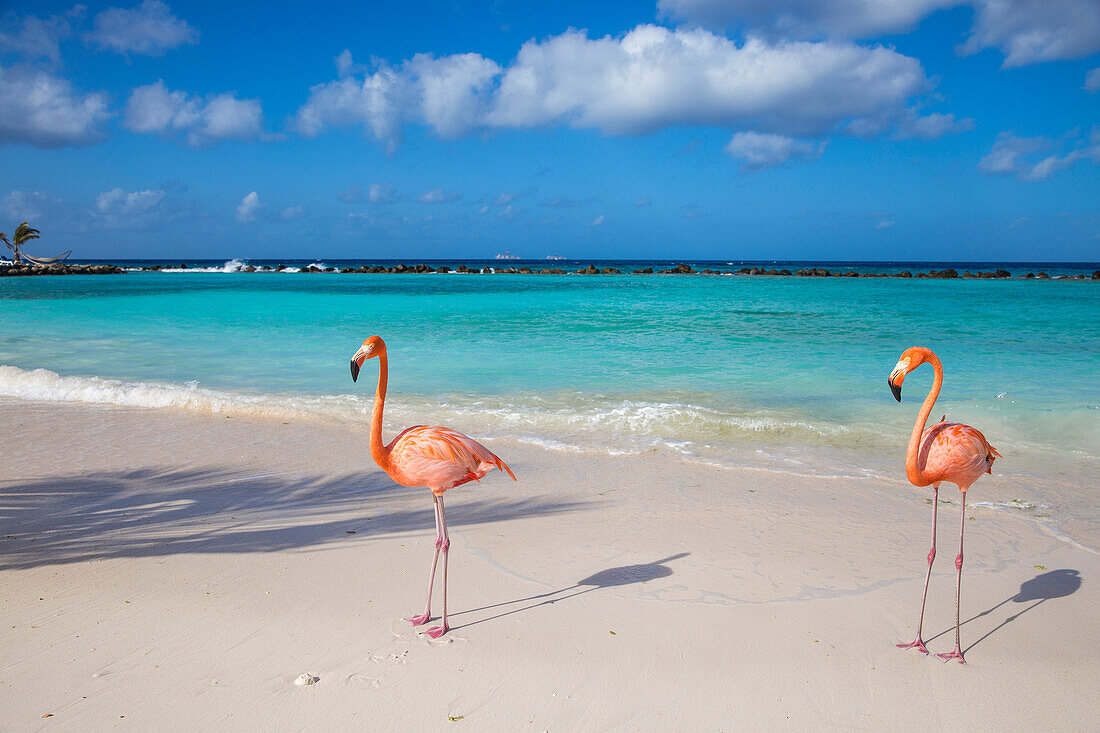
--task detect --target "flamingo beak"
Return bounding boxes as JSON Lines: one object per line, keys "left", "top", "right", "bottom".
{"left": 888, "top": 358, "right": 909, "bottom": 402}
{"left": 350, "top": 347, "right": 368, "bottom": 382}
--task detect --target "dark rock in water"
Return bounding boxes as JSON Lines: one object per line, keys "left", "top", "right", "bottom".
{"left": 576, "top": 264, "right": 599, "bottom": 274}
{"left": 1025, "top": 272, "right": 1034, "bottom": 278}
{"left": 518, "top": 267, "right": 533, "bottom": 274}
{"left": 1092, "top": 270, "right": 1100, "bottom": 279}
{"left": 324, "top": 266, "right": 335, "bottom": 272}
{"left": 0, "top": 263, "right": 125, "bottom": 276}
{"left": 633, "top": 268, "right": 653, "bottom": 274}
{"left": 260, "top": 265, "right": 271, "bottom": 271}
{"left": 243, "top": 265, "right": 257, "bottom": 273}
{"left": 275, "top": 264, "right": 286, "bottom": 271}
{"left": 436, "top": 265, "right": 451, "bottom": 273}
{"left": 340, "top": 267, "right": 355, "bottom": 273}
{"left": 659, "top": 263, "right": 694, "bottom": 274}
{"left": 778, "top": 269, "right": 792, "bottom": 276}
{"left": 601, "top": 267, "right": 621, "bottom": 274}
{"left": 456, "top": 264, "right": 472, "bottom": 273}
{"left": 179, "top": 263, "right": 187, "bottom": 269}
{"left": 995, "top": 269, "right": 1011, "bottom": 278}
{"left": 1036, "top": 272, "right": 1050, "bottom": 279}
{"left": 894, "top": 271, "right": 912, "bottom": 277}
{"left": 303, "top": 265, "right": 321, "bottom": 273}
{"left": 737, "top": 267, "right": 752, "bottom": 274}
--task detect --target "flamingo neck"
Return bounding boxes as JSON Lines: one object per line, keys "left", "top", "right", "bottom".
{"left": 905, "top": 351, "right": 942, "bottom": 486}
{"left": 370, "top": 352, "right": 390, "bottom": 470}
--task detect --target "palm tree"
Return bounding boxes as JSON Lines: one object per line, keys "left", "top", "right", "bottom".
{"left": 4, "top": 222, "right": 40, "bottom": 263}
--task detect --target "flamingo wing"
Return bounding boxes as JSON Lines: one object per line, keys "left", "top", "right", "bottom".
{"left": 920, "top": 420, "right": 1000, "bottom": 486}
{"left": 388, "top": 425, "right": 516, "bottom": 493}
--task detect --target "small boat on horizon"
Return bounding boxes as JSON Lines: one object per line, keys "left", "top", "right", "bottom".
{"left": 545, "top": 252, "right": 566, "bottom": 260}
{"left": 495, "top": 250, "right": 520, "bottom": 260}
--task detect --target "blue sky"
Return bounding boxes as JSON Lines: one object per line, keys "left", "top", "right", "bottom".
{"left": 1, "top": 0, "right": 1098, "bottom": 261}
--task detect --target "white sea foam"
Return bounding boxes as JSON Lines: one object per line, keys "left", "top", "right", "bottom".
{"left": 0, "top": 365, "right": 886, "bottom": 454}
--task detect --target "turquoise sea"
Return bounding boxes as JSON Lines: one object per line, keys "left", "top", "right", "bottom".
{"left": 2, "top": 261, "right": 1098, "bottom": 541}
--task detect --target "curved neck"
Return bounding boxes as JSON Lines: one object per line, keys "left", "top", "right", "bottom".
{"left": 905, "top": 352, "right": 942, "bottom": 486}
{"left": 370, "top": 352, "right": 390, "bottom": 470}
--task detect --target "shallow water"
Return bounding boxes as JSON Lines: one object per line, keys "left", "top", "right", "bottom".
{"left": 2, "top": 267, "right": 1097, "bottom": 539}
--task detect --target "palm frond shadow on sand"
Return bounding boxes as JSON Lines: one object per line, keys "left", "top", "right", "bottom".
{"left": 0, "top": 466, "right": 595, "bottom": 570}
{"left": 925, "top": 569, "right": 1082, "bottom": 652}
{"left": 449, "top": 552, "right": 691, "bottom": 631}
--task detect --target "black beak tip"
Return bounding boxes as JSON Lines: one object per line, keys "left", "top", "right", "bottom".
{"left": 350, "top": 360, "right": 360, "bottom": 382}
{"left": 889, "top": 379, "right": 902, "bottom": 402}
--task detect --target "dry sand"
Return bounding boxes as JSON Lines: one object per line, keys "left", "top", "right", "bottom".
{"left": 1, "top": 399, "right": 1097, "bottom": 730}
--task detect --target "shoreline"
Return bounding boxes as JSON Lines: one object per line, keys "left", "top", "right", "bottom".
{"left": 3, "top": 260, "right": 1098, "bottom": 279}
{"left": 1, "top": 399, "right": 1097, "bottom": 728}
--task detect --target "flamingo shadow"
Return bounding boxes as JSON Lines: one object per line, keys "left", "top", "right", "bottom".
{"left": 926, "top": 569, "right": 1082, "bottom": 652}
{"left": 450, "top": 552, "right": 690, "bottom": 631}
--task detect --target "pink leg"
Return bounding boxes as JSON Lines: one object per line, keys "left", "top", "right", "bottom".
{"left": 406, "top": 496, "right": 442, "bottom": 626}
{"left": 898, "top": 485, "right": 939, "bottom": 654}
{"left": 425, "top": 496, "right": 451, "bottom": 639}
{"left": 938, "top": 492, "right": 967, "bottom": 664}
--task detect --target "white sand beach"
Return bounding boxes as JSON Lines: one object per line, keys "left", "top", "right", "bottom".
{"left": 1, "top": 399, "right": 1097, "bottom": 730}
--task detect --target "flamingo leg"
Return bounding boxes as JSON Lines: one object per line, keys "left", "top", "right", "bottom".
{"left": 425, "top": 496, "right": 451, "bottom": 639}
{"left": 406, "top": 496, "right": 443, "bottom": 626}
{"left": 898, "top": 484, "right": 938, "bottom": 654}
{"left": 937, "top": 492, "right": 967, "bottom": 663}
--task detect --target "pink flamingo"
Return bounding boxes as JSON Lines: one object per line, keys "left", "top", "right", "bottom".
{"left": 889, "top": 347, "right": 1001, "bottom": 663}
{"left": 351, "top": 336, "right": 516, "bottom": 638}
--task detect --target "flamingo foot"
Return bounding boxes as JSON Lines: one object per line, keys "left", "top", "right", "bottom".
{"left": 405, "top": 613, "right": 432, "bottom": 626}
{"left": 424, "top": 624, "right": 450, "bottom": 639}
{"left": 896, "top": 638, "right": 929, "bottom": 654}
{"left": 936, "top": 648, "right": 966, "bottom": 664}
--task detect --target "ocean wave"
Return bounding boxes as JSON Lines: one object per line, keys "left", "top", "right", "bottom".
{"left": 0, "top": 365, "right": 894, "bottom": 454}
{"left": 125, "top": 259, "right": 334, "bottom": 274}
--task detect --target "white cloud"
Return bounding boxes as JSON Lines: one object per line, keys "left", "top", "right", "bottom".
{"left": 657, "top": 0, "right": 958, "bottom": 39}
{"left": 95, "top": 187, "right": 165, "bottom": 215}
{"left": 367, "top": 183, "right": 395, "bottom": 204}
{"left": 293, "top": 60, "right": 407, "bottom": 153}
{"left": 634, "top": 197, "right": 652, "bottom": 207}
{"left": 494, "top": 193, "right": 515, "bottom": 205}
{"left": 0, "top": 64, "right": 109, "bottom": 148}
{"left": 0, "top": 6, "right": 83, "bottom": 65}
{"left": 979, "top": 129, "right": 1100, "bottom": 181}
{"left": 417, "top": 187, "right": 458, "bottom": 203}
{"left": 498, "top": 204, "right": 521, "bottom": 220}
{"left": 124, "top": 80, "right": 264, "bottom": 147}
{"left": 894, "top": 111, "right": 975, "bottom": 139}
{"left": 961, "top": 0, "right": 1100, "bottom": 67}
{"left": 295, "top": 26, "right": 940, "bottom": 151}
{"left": 725, "top": 131, "right": 825, "bottom": 170}
{"left": 235, "top": 191, "right": 262, "bottom": 222}
{"left": 1, "top": 190, "right": 62, "bottom": 221}
{"left": 339, "top": 182, "right": 396, "bottom": 204}
{"left": 876, "top": 219, "right": 895, "bottom": 229}
{"left": 588, "top": 214, "right": 605, "bottom": 227}
{"left": 660, "top": 0, "right": 1100, "bottom": 68}
{"left": 86, "top": 0, "right": 198, "bottom": 57}
{"left": 280, "top": 205, "right": 305, "bottom": 220}
{"left": 1085, "top": 67, "right": 1100, "bottom": 92}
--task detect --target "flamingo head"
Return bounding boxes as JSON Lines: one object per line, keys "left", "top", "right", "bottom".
{"left": 351, "top": 335, "right": 386, "bottom": 382}
{"left": 888, "top": 347, "right": 931, "bottom": 401}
